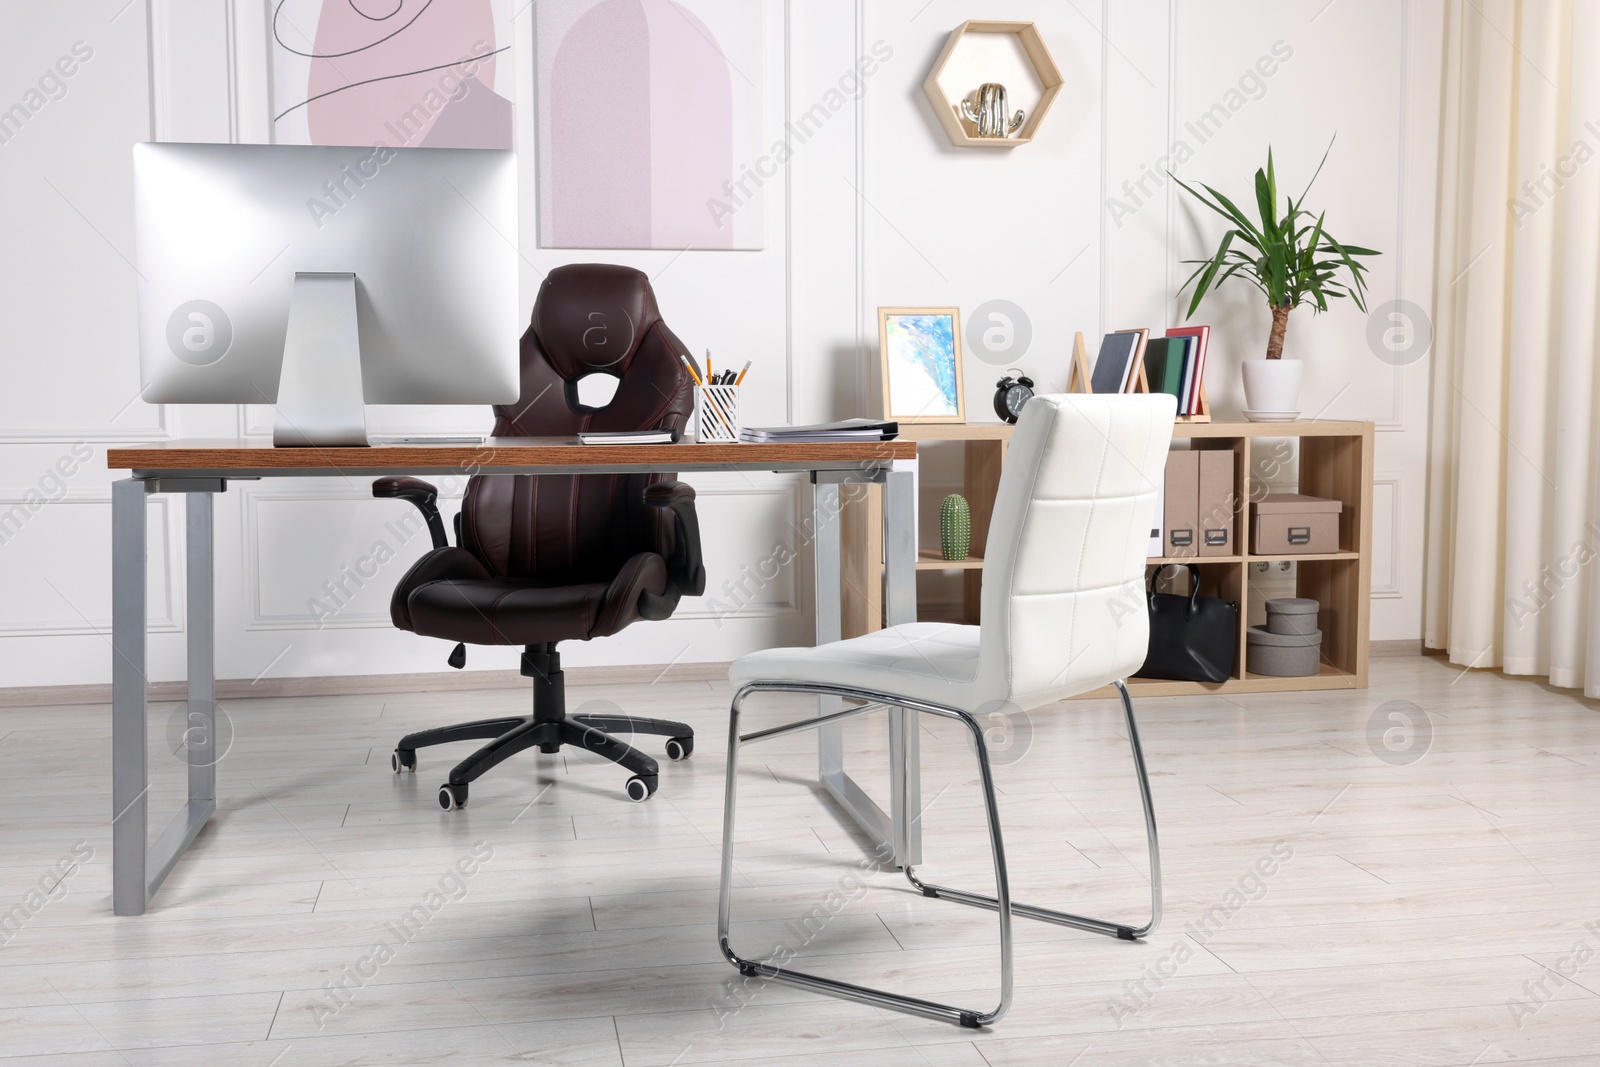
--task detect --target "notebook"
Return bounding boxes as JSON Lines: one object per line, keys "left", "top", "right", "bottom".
{"left": 577, "top": 429, "right": 679, "bottom": 445}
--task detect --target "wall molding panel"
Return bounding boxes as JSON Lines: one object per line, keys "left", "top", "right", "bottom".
{"left": 1371, "top": 474, "right": 1403, "bottom": 599}
{"left": 668, "top": 480, "right": 805, "bottom": 622}
{"left": 0, "top": 0, "right": 1438, "bottom": 685}
{"left": 243, "top": 483, "right": 454, "bottom": 631}
{"left": 0, "top": 491, "right": 179, "bottom": 636}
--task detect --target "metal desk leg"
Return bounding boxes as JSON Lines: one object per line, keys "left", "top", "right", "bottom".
{"left": 186, "top": 492, "right": 216, "bottom": 806}
{"left": 813, "top": 470, "right": 922, "bottom": 868}
{"left": 816, "top": 481, "right": 895, "bottom": 860}
{"left": 113, "top": 483, "right": 219, "bottom": 916}
{"left": 111, "top": 480, "right": 149, "bottom": 916}
{"left": 883, "top": 468, "right": 921, "bottom": 866}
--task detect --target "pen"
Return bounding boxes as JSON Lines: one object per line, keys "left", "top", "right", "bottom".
{"left": 678, "top": 353, "right": 703, "bottom": 386}
{"left": 734, "top": 360, "right": 751, "bottom": 386}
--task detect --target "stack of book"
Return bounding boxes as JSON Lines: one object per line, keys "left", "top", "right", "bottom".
{"left": 1092, "top": 326, "right": 1210, "bottom": 416}
{"left": 739, "top": 418, "right": 898, "bottom": 443}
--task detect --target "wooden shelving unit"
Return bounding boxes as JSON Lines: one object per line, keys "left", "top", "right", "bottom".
{"left": 917, "top": 549, "right": 984, "bottom": 570}
{"left": 840, "top": 419, "right": 1375, "bottom": 697}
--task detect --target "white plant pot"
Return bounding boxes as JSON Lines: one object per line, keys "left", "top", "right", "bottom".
{"left": 1241, "top": 359, "right": 1303, "bottom": 415}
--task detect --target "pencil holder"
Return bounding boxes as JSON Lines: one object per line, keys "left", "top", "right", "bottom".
{"left": 694, "top": 384, "right": 740, "bottom": 443}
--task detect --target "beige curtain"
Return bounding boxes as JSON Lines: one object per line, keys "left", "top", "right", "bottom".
{"left": 1426, "top": 0, "right": 1600, "bottom": 694}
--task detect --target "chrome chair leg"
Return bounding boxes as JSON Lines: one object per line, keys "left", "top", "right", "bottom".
{"left": 904, "top": 680, "right": 1162, "bottom": 941}
{"left": 718, "top": 682, "right": 1014, "bottom": 1028}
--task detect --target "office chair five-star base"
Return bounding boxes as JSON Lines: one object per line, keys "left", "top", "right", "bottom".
{"left": 390, "top": 644, "right": 693, "bottom": 808}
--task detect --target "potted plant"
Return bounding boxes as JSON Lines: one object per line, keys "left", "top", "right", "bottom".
{"left": 1172, "top": 142, "right": 1378, "bottom": 417}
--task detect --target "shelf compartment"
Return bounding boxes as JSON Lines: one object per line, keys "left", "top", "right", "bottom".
{"left": 1243, "top": 663, "right": 1355, "bottom": 684}
{"left": 917, "top": 550, "right": 985, "bottom": 571}
{"left": 922, "top": 21, "right": 1063, "bottom": 148}
{"left": 900, "top": 423, "right": 1013, "bottom": 442}
{"left": 1079, "top": 663, "right": 1359, "bottom": 700}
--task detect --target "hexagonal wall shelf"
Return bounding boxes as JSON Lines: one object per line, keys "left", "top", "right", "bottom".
{"left": 923, "top": 21, "right": 1063, "bottom": 148}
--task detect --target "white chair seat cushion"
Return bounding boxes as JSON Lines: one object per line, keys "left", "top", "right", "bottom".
{"left": 729, "top": 622, "right": 989, "bottom": 713}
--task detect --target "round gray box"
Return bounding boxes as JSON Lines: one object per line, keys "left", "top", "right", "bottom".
{"left": 1265, "top": 597, "right": 1320, "bottom": 637}
{"left": 1247, "top": 624, "right": 1322, "bottom": 676}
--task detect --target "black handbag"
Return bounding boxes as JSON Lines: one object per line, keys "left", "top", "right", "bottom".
{"left": 1136, "top": 564, "right": 1239, "bottom": 683}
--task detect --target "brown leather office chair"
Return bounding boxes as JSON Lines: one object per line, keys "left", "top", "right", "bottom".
{"left": 373, "top": 263, "right": 705, "bottom": 808}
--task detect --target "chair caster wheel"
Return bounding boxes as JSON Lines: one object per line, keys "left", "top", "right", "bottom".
{"left": 624, "top": 775, "right": 657, "bottom": 802}
{"left": 392, "top": 749, "right": 416, "bottom": 774}
{"left": 665, "top": 736, "right": 694, "bottom": 761}
{"left": 439, "top": 783, "right": 467, "bottom": 810}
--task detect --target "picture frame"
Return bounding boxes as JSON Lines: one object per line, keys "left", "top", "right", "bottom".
{"left": 878, "top": 307, "right": 966, "bottom": 424}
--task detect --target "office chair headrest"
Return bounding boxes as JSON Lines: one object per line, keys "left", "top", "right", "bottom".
{"left": 530, "top": 263, "right": 663, "bottom": 381}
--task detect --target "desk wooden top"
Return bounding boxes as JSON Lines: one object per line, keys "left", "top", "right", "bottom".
{"left": 107, "top": 437, "right": 915, "bottom": 478}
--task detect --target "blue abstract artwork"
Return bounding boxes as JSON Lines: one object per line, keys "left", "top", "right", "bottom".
{"left": 883, "top": 312, "right": 959, "bottom": 418}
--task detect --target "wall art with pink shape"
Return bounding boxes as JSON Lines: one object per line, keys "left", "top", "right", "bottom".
{"left": 270, "top": 0, "right": 515, "bottom": 150}
{"left": 535, "top": 0, "right": 765, "bottom": 250}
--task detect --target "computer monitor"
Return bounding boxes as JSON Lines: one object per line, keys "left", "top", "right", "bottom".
{"left": 133, "top": 142, "right": 521, "bottom": 446}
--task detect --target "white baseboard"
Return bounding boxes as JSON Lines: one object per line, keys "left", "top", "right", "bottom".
{"left": 3, "top": 639, "right": 1425, "bottom": 707}
{"left": 0, "top": 661, "right": 731, "bottom": 708}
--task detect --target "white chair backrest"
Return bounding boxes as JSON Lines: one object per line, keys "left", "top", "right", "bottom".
{"left": 975, "top": 393, "right": 1176, "bottom": 709}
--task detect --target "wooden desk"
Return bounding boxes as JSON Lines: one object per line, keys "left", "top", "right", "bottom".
{"left": 109, "top": 437, "right": 915, "bottom": 477}
{"left": 105, "top": 437, "right": 921, "bottom": 915}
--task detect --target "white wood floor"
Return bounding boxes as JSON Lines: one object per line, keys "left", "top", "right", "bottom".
{"left": 1, "top": 655, "right": 1597, "bottom": 1066}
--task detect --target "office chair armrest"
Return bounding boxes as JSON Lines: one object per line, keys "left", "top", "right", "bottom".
{"left": 644, "top": 481, "right": 706, "bottom": 598}
{"left": 372, "top": 476, "right": 448, "bottom": 550}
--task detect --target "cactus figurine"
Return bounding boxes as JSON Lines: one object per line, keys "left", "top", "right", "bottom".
{"left": 940, "top": 494, "right": 971, "bottom": 561}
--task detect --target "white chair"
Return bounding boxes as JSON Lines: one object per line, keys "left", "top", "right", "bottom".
{"left": 717, "top": 393, "right": 1177, "bottom": 1027}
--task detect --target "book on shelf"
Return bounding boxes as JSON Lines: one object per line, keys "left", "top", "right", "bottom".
{"left": 1142, "top": 337, "right": 1188, "bottom": 402}
{"left": 1173, "top": 336, "right": 1196, "bottom": 412}
{"left": 1091, "top": 332, "right": 1140, "bottom": 394}
{"left": 1165, "top": 324, "right": 1211, "bottom": 415}
{"left": 739, "top": 418, "right": 898, "bottom": 443}
{"left": 1113, "top": 327, "right": 1150, "bottom": 392}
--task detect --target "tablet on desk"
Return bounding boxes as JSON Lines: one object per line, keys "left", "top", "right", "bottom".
{"left": 369, "top": 434, "right": 489, "bottom": 445}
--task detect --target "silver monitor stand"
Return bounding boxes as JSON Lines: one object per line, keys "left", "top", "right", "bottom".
{"left": 274, "top": 273, "right": 368, "bottom": 447}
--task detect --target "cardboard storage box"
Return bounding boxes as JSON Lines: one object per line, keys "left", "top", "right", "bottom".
{"left": 1162, "top": 450, "right": 1199, "bottom": 558}
{"left": 1197, "top": 450, "right": 1235, "bottom": 556}
{"left": 1250, "top": 493, "right": 1342, "bottom": 555}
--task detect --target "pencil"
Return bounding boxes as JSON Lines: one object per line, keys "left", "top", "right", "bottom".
{"left": 734, "top": 360, "right": 752, "bottom": 385}
{"left": 705, "top": 350, "right": 712, "bottom": 382}
{"left": 678, "top": 353, "right": 703, "bottom": 386}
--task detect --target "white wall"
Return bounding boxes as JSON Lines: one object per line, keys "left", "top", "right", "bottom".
{"left": 1144, "top": 0, "right": 1443, "bottom": 643}
{"left": 0, "top": 0, "right": 1440, "bottom": 688}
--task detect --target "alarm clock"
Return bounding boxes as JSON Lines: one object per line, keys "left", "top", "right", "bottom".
{"left": 993, "top": 371, "right": 1034, "bottom": 423}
